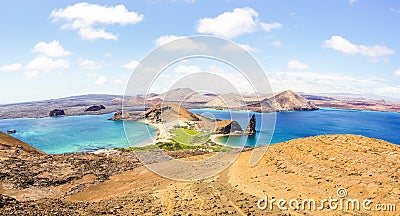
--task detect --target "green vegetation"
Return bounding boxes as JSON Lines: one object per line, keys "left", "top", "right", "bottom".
{"left": 116, "top": 127, "right": 233, "bottom": 152}
{"left": 171, "top": 127, "right": 210, "bottom": 146}
{"left": 119, "top": 141, "right": 232, "bottom": 152}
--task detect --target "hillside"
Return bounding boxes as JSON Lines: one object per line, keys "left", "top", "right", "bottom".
{"left": 1, "top": 134, "right": 399, "bottom": 215}
{"left": 248, "top": 90, "right": 318, "bottom": 112}
{"left": 302, "top": 92, "right": 400, "bottom": 112}
{"left": 204, "top": 93, "right": 246, "bottom": 109}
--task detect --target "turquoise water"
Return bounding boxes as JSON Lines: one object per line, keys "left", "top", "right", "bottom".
{"left": 191, "top": 108, "right": 400, "bottom": 147}
{"left": 1, "top": 109, "right": 399, "bottom": 153}
{"left": 0, "top": 113, "right": 156, "bottom": 154}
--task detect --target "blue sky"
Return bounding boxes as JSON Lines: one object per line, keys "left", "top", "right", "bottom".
{"left": 1, "top": 0, "right": 400, "bottom": 103}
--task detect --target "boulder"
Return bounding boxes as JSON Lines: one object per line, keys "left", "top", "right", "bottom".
{"left": 85, "top": 105, "right": 106, "bottom": 112}
{"left": 49, "top": 109, "right": 65, "bottom": 117}
{"left": 244, "top": 114, "right": 256, "bottom": 136}
{"left": 6, "top": 130, "right": 16, "bottom": 134}
{"left": 214, "top": 120, "right": 243, "bottom": 134}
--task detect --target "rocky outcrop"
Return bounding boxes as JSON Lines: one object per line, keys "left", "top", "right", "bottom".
{"left": 244, "top": 114, "right": 256, "bottom": 136}
{"left": 249, "top": 90, "right": 318, "bottom": 112}
{"left": 214, "top": 120, "right": 242, "bottom": 134}
{"left": 143, "top": 103, "right": 200, "bottom": 123}
{"left": 6, "top": 130, "right": 16, "bottom": 134}
{"left": 85, "top": 105, "right": 105, "bottom": 112}
{"left": 205, "top": 94, "right": 245, "bottom": 109}
{"left": 49, "top": 109, "right": 65, "bottom": 117}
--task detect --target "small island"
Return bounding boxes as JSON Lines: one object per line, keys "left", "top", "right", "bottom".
{"left": 109, "top": 102, "right": 249, "bottom": 152}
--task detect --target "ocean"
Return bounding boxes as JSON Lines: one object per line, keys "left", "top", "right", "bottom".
{"left": 191, "top": 108, "right": 400, "bottom": 147}
{"left": 0, "top": 108, "right": 399, "bottom": 154}
{"left": 0, "top": 113, "right": 156, "bottom": 154}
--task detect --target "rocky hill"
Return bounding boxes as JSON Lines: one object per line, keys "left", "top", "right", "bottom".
{"left": 110, "top": 103, "right": 243, "bottom": 134}
{"left": 0, "top": 89, "right": 318, "bottom": 120}
{"left": 205, "top": 93, "right": 246, "bottom": 109}
{"left": 248, "top": 90, "right": 318, "bottom": 112}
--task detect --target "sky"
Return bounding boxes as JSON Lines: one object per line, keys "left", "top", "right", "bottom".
{"left": 1, "top": 0, "right": 400, "bottom": 104}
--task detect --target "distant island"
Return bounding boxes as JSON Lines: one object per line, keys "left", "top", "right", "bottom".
{"left": 1, "top": 88, "right": 398, "bottom": 120}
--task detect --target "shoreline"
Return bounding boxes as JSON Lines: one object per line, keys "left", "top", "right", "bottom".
{"left": 1, "top": 106, "right": 400, "bottom": 121}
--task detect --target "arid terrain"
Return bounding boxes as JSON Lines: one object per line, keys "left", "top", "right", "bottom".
{"left": 1, "top": 131, "right": 399, "bottom": 215}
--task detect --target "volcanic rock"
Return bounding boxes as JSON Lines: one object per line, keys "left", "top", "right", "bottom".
{"left": 214, "top": 120, "right": 242, "bottom": 134}
{"left": 85, "top": 105, "right": 105, "bottom": 112}
{"left": 244, "top": 114, "right": 256, "bottom": 136}
{"left": 49, "top": 109, "right": 65, "bottom": 117}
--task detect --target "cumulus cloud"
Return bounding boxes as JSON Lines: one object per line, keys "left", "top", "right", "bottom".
{"left": 25, "top": 56, "right": 68, "bottom": 72}
{"left": 287, "top": 60, "right": 310, "bottom": 70}
{"left": 23, "top": 70, "right": 39, "bottom": 80}
{"left": 155, "top": 35, "right": 184, "bottom": 47}
{"left": 323, "top": 35, "right": 395, "bottom": 59}
{"left": 174, "top": 65, "right": 201, "bottom": 74}
{"left": 376, "top": 86, "right": 400, "bottom": 94}
{"left": 32, "top": 40, "right": 70, "bottom": 57}
{"left": 0, "top": 63, "right": 22, "bottom": 72}
{"left": 122, "top": 60, "right": 139, "bottom": 70}
{"left": 268, "top": 71, "right": 385, "bottom": 95}
{"left": 196, "top": 7, "right": 259, "bottom": 38}
{"left": 260, "top": 22, "right": 282, "bottom": 32}
{"left": 394, "top": 68, "right": 400, "bottom": 77}
{"left": 50, "top": 2, "right": 144, "bottom": 40}
{"left": 220, "top": 42, "right": 259, "bottom": 52}
{"left": 155, "top": 35, "right": 207, "bottom": 51}
{"left": 79, "top": 59, "right": 102, "bottom": 70}
{"left": 196, "top": 7, "right": 282, "bottom": 38}
{"left": 271, "top": 40, "right": 282, "bottom": 47}
{"left": 95, "top": 76, "right": 107, "bottom": 85}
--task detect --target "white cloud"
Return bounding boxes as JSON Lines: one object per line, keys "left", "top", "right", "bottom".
{"left": 260, "top": 22, "right": 282, "bottom": 32}
{"left": 220, "top": 42, "right": 260, "bottom": 52}
{"left": 23, "top": 70, "right": 39, "bottom": 80}
{"left": 323, "top": 35, "right": 395, "bottom": 58}
{"left": 104, "top": 53, "right": 112, "bottom": 58}
{"left": 394, "top": 68, "right": 400, "bottom": 77}
{"left": 0, "top": 63, "right": 22, "bottom": 72}
{"left": 95, "top": 76, "right": 107, "bottom": 85}
{"left": 196, "top": 7, "right": 259, "bottom": 38}
{"left": 122, "top": 60, "right": 139, "bottom": 70}
{"left": 85, "top": 73, "right": 98, "bottom": 78}
{"left": 79, "top": 27, "right": 118, "bottom": 41}
{"left": 155, "top": 35, "right": 183, "bottom": 46}
{"left": 79, "top": 59, "right": 102, "bottom": 70}
{"left": 287, "top": 60, "right": 310, "bottom": 70}
{"left": 174, "top": 65, "right": 201, "bottom": 74}
{"left": 25, "top": 56, "right": 68, "bottom": 72}
{"left": 376, "top": 86, "right": 400, "bottom": 94}
{"left": 271, "top": 40, "right": 282, "bottom": 47}
{"left": 114, "top": 79, "right": 123, "bottom": 84}
{"left": 32, "top": 40, "right": 70, "bottom": 57}
{"left": 155, "top": 36, "right": 207, "bottom": 52}
{"left": 268, "top": 71, "right": 385, "bottom": 95}
{"left": 50, "top": 2, "right": 144, "bottom": 40}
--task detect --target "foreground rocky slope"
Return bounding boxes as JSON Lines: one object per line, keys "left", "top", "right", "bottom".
{"left": 1, "top": 133, "right": 399, "bottom": 215}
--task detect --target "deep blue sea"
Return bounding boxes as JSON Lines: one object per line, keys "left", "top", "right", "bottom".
{"left": 0, "top": 108, "right": 399, "bottom": 154}
{"left": 191, "top": 108, "right": 400, "bottom": 147}
{"left": 0, "top": 113, "right": 156, "bottom": 154}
